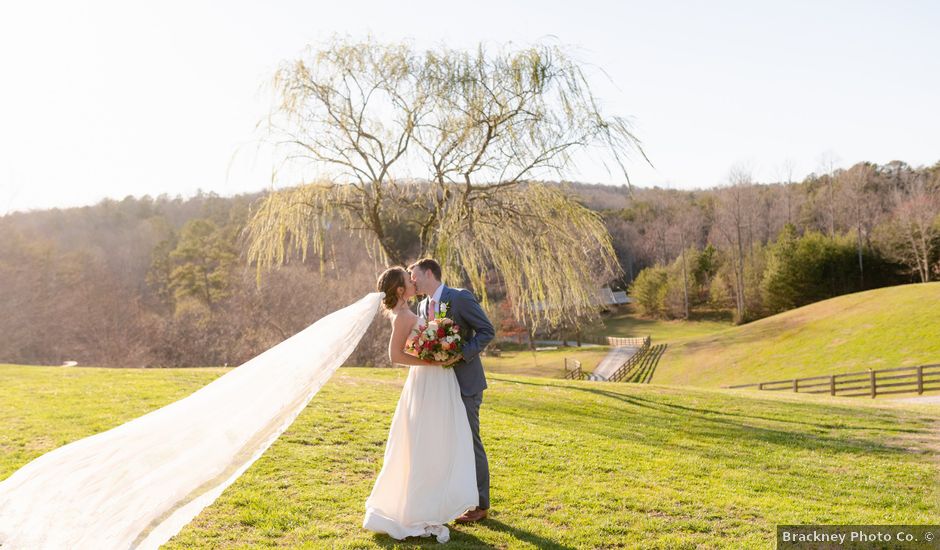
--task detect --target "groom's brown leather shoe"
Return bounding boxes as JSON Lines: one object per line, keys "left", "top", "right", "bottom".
{"left": 455, "top": 507, "right": 488, "bottom": 523}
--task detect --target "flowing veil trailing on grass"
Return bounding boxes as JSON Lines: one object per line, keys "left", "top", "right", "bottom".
{"left": 0, "top": 292, "right": 384, "bottom": 550}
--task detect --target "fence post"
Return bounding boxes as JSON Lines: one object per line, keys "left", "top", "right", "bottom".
{"left": 793, "top": 378, "right": 798, "bottom": 393}
{"left": 830, "top": 375, "right": 835, "bottom": 396}
{"left": 917, "top": 366, "right": 924, "bottom": 395}
{"left": 870, "top": 369, "right": 876, "bottom": 398}
{"left": 758, "top": 382, "right": 763, "bottom": 390}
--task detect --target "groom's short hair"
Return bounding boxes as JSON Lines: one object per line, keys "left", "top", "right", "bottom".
{"left": 409, "top": 258, "right": 442, "bottom": 281}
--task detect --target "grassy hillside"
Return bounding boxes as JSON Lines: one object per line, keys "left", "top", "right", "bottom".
{"left": 588, "top": 307, "right": 733, "bottom": 345}
{"left": 2, "top": 364, "right": 939, "bottom": 548}
{"left": 480, "top": 307, "right": 734, "bottom": 380}
{"left": 652, "top": 283, "right": 940, "bottom": 389}
{"left": 484, "top": 346, "right": 612, "bottom": 378}
{"left": 465, "top": 304, "right": 733, "bottom": 380}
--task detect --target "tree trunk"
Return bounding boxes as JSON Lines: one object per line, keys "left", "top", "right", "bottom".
{"left": 919, "top": 229, "right": 932, "bottom": 282}
{"left": 856, "top": 221, "right": 864, "bottom": 288}
{"left": 734, "top": 218, "right": 747, "bottom": 322}
{"left": 680, "top": 234, "right": 690, "bottom": 320}
{"left": 906, "top": 222, "right": 930, "bottom": 283}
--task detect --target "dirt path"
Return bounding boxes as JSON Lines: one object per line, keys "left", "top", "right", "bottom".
{"left": 890, "top": 395, "right": 940, "bottom": 404}
{"left": 591, "top": 346, "right": 639, "bottom": 380}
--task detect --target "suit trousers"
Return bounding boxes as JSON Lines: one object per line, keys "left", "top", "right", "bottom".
{"left": 460, "top": 391, "right": 490, "bottom": 510}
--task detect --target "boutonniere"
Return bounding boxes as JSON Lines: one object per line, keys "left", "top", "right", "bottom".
{"left": 436, "top": 301, "right": 450, "bottom": 319}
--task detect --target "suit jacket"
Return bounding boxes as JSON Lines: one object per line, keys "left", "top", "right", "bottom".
{"left": 419, "top": 285, "right": 494, "bottom": 396}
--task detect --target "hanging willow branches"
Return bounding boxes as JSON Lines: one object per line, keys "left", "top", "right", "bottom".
{"left": 434, "top": 183, "right": 621, "bottom": 328}
{"left": 243, "top": 36, "right": 648, "bottom": 331}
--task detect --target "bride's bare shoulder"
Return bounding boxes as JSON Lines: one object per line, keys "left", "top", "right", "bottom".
{"left": 392, "top": 310, "right": 419, "bottom": 328}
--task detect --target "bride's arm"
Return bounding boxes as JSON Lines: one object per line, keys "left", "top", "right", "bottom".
{"left": 388, "top": 315, "right": 448, "bottom": 367}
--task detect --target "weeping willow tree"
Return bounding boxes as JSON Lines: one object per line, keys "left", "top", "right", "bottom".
{"left": 244, "top": 36, "right": 648, "bottom": 332}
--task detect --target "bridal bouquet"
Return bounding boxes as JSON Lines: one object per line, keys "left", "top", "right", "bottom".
{"left": 406, "top": 303, "right": 463, "bottom": 366}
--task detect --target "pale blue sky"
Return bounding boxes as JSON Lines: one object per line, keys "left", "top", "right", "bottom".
{"left": 1, "top": 0, "right": 938, "bottom": 214}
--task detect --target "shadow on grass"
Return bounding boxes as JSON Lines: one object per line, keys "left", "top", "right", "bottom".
{"left": 370, "top": 517, "right": 575, "bottom": 549}
{"left": 622, "top": 391, "right": 923, "bottom": 434}
{"left": 480, "top": 519, "right": 576, "bottom": 549}
{"left": 489, "top": 376, "right": 929, "bottom": 455}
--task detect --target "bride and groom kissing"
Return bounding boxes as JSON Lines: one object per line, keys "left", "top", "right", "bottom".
{"left": 363, "top": 258, "right": 494, "bottom": 543}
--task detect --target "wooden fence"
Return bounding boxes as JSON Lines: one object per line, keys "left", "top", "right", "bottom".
{"left": 607, "top": 336, "right": 651, "bottom": 348}
{"left": 563, "top": 358, "right": 584, "bottom": 380}
{"left": 608, "top": 338, "right": 652, "bottom": 382}
{"left": 724, "top": 363, "right": 940, "bottom": 398}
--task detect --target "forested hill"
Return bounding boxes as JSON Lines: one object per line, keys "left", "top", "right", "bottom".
{"left": 1, "top": 158, "right": 937, "bottom": 367}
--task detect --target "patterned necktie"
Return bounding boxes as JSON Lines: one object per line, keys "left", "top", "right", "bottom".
{"left": 427, "top": 299, "right": 435, "bottom": 319}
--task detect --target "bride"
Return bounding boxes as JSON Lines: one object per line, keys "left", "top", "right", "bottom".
{"left": 0, "top": 270, "right": 476, "bottom": 548}
{"left": 362, "top": 267, "right": 479, "bottom": 543}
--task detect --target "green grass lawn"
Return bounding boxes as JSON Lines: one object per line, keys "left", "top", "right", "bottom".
{"left": 652, "top": 283, "right": 940, "bottom": 389}
{"left": 587, "top": 306, "right": 733, "bottom": 345}
{"left": 483, "top": 305, "right": 733, "bottom": 380}
{"left": 484, "top": 347, "right": 612, "bottom": 378}
{"left": 2, "top": 363, "right": 939, "bottom": 548}
{"left": 0, "top": 364, "right": 231, "bottom": 478}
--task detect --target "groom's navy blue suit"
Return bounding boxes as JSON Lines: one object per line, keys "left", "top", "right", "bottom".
{"left": 420, "top": 285, "right": 494, "bottom": 510}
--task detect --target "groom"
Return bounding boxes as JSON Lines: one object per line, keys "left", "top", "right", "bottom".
{"left": 409, "top": 258, "right": 494, "bottom": 523}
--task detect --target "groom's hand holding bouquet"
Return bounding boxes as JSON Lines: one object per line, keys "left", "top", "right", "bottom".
{"left": 406, "top": 302, "right": 464, "bottom": 367}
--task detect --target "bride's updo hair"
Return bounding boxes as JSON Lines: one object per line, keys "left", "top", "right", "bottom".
{"left": 376, "top": 266, "right": 408, "bottom": 312}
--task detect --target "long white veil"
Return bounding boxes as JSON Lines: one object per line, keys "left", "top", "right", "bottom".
{"left": 0, "top": 292, "right": 384, "bottom": 549}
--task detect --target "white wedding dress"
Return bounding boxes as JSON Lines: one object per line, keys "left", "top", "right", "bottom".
{"left": 0, "top": 292, "right": 384, "bottom": 549}
{"left": 362, "top": 319, "right": 479, "bottom": 544}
